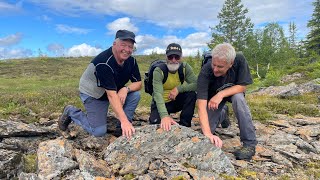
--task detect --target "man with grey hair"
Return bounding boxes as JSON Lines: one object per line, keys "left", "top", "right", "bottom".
{"left": 197, "top": 43, "right": 257, "bottom": 161}
{"left": 58, "top": 30, "right": 141, "bottom": 139}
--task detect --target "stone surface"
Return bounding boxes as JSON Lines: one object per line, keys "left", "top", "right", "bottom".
{"left": 104, "top": 125, "right": 237, "bottom": 179}
{"left": 0, "top": 112, "right": 319, "bottom": 179}
{"left": 37, "top": 138, "right": 78, "bottom": 179}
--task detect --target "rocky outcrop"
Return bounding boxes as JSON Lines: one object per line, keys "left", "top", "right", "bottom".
{"left": 104, "top": 125, "right": 236, "bottom": 179}
{"left": 0, "top": 113, "right": 320, "bottom": 179}
{"left": 253, "top": 78, "right": 320, "bottom": 98}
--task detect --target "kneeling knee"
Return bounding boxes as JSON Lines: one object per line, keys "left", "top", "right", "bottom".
{"left": 90, "top": 126, "right": 107, "bottom": 137}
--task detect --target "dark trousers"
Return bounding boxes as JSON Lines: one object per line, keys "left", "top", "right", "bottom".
{"left": 149, "top": 91, "right": 196, "bottom": 127}
{"left": 207, "top": 93, "right": 257, "bottom": 147}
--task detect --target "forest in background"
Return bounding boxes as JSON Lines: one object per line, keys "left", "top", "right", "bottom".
{"left": 206, "top": 0, "right": 320, "bottom": 82}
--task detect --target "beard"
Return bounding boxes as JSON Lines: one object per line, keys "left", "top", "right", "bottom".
{"left": 167, "top": 63, "right": 180, "bottom": 72}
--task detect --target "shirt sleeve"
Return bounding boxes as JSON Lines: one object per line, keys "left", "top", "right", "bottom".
{"left": 235, "top": 53, "right": 253, "bottom": 85}
{"left": 130, "top": 58, "right": 142, "bottom": 82}
{"left": 197, "top": 64, "right": 211, "bottom": 100}
{"left": 152, "top": 67, "right": 169, "bottom": 119}
{"left": 95, "top": 63, "right": 117, "bottom": 91}
{"left": 177, "top": 62, "right": 197, "bottom": 93}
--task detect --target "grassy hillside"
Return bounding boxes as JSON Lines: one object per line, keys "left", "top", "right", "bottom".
{"left": 0, "top": 55, "right": 319, "bottom": 123}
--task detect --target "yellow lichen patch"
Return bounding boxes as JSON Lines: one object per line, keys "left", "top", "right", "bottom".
{"left": 95, "top": 177, "right": 111, "bottom": 180}
{"left": 157, "top": 128, "right": 164, "bottom": 133}
{"left": 172, "top": 176, "right": 187, "bottom": 180}
{"left": 57, "top": 139, "right": 66, "bottom": 146}
{"left": 220, "top": 173, "right": 244, "bottom": 180}
{"left": 191, "top": 136, "right": 200, "bottom": 143}
{"left": 174, "top": 127, "right": 182, "bottom": 134}
{"left": 187, "top": 167, "right": 197, "bottom": 174}
{"left": 123, "top": 173, "right": 135, "bottom": 180}
{"left": 239, "top": 169, "right": 257, "bottom": 179}
{"left": 102, "top": 176, "right": 116, "bottom": 180}
{"left": 133, "top": 140, "right": 141, "bottom": 149}
{"left": 182, "top": 162, "right": 196, "bottom": 168}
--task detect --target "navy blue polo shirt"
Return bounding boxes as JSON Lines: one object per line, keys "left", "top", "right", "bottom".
{"left": 79, "top": 47, "right": 141, "bottom": 99}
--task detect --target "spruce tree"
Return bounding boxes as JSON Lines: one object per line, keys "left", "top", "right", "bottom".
{"left": 289, "top": 22, "right": 297, "bottom": 50}
{"left": 209, "top": 0, "right": 254, "bottom": 51}
{"left": 306, "top": 0, "right": 320, "bottom": 54}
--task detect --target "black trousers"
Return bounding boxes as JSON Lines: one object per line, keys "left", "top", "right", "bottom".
{"left": 149, "top": 91, "right": 197, "bottom": 127}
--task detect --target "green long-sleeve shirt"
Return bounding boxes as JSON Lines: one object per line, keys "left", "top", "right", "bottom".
{"left": 152, "top": 62, "right": 197, "bottom": 119}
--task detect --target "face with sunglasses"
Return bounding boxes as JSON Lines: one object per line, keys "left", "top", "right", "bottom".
{"left": 166, "top": 54, "right": 181, "bottom": 72}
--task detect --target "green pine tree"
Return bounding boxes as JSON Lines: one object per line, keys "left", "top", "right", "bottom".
{"left": 209, "top": 0, "right": 254, "bottom": 51}
{"left": 306, "top": 0, "right": 320, "bottom": 55}
{"left": 289, "top": 22, "right": 297, "bottom": 50}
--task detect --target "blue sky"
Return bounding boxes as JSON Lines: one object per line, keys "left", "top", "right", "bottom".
{"left": 0, "top": 0, "right": 314, "bottom": 60}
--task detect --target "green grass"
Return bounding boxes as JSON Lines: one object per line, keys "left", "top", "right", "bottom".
{"left": 247, "top": 94, "right": 320, "bottom": 123}
{"left": 0, "top": 55, "right": 319, "bottom": 123}
{"left": 22, "top": 154, "right": 37, "bottom": 173}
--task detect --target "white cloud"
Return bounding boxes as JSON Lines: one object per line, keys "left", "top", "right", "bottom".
{"left": 28, "top": 0, "right": 220, "bottom": 30}
{"left": 28, "top": 0, "right": 313, "bottom": 34}
{"left": 137, "top": 32, "right": 210, "bottom": 56}
{"left": 9, "top": 0, "right": 314, "bottom": 59}
{"left": 66, "top": 43, "right": 102, "bottom": 57}
{"left": 106, "top": 17, "right": 139, "bottom": 34}
{"left": 142, "top": 47, "right": 164, "bottom": 55}
{"left": 55, "top": 24, "right": 92, "bottom": 34}
{"left": 0, "top": 47, "right": 33, "bottom": 60}
{"left": 0, "top": 33, "right": 23, "bottom": 46}
{"left": 0, "top": 1, "right": 22, "bottom": 14}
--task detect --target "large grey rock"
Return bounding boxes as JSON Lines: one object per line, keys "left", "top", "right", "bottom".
{"left": 74, "top": 149, "right": 113, "bottom": 178}
{"left": 0, "top": 120, "right": 53, "bottom": 138}
{"left": 37, "top": 138, "right": 78, "bottom": 179}
{"left": 0, "top": 149, "right": 22, "bottom": 179}
{"left": 104, "top": 125, "right": 236, "bottom": 179}
{"left": 253, "top": 78, "right": 320, "bottom": 96}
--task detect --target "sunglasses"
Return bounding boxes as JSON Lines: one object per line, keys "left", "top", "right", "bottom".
{"left": 167, "top": 54, "right": 181, "bottom": 60}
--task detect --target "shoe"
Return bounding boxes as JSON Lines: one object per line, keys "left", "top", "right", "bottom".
{"left": 220, "top": 105, "right": 230, "bottom": 128}
{"left": 221, "top": 116, "right": 230, "bottom": 128}
{"left": 234, "top": 146, "right": 256, "bottom": 161}
{"left": 113, "top": 127, "right": 122, "bottom": 137}
{"left": 58, "top": 105, "right": 72, "bottom": 131}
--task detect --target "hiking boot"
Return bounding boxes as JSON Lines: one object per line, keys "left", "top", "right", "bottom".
{"left": 114, "top": 127, "right": 122, "bottom": 137}
{"left": 234, "top": 146, "right": 256, "bottom": 161}
{"left": 220, "top": 116, "right": 230, "bottom": 128}
{"left": 220, "top": 105, "right": 230, "bottom": 128}
{"left": 58, "top": 105, "right": 72, "bottom": 131}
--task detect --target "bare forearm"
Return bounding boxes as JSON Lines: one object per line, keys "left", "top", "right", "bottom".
{"left": 197, "top": 100, "right": 212, "bottom": 135}
{"left": 106, "top": 90, "right": 128, "bottom": 123}
{"left": 217, "top": 85, "right": 246, "bottom": 98}
{"left": 126, "top": 81, "right": 142, "bottom": 92}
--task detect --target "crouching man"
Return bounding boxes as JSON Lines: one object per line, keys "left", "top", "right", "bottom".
{"left": 149, "top": 43, "right": 197, "bottom": 131}
{"left": 197, "top": 43, "right": 257, "bottom": 160}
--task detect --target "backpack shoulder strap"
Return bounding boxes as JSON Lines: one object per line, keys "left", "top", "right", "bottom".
{"left": 157, "top": 63, "right": 169, "bottom": 83}
{"left": 178, "top": 62, "right": 185, "bottom": 84}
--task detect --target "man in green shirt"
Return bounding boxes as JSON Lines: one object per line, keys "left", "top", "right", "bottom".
{"left": 149, "top": 43, "right": 197, "bottom": 131}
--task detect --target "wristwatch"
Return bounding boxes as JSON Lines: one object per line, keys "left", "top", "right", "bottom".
{"left": 126, "top": 86, "right": 131, "bottom": 93}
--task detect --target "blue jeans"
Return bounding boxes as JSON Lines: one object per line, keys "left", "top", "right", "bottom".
{"left": 207, "top": 93, "right": 257, "bottom": 147}
{"left": 67, "top": 91, "right": 140, "bottom": 137}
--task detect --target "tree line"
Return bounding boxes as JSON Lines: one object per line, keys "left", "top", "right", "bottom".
{"left": 208, "top": 0, "right": 320, "bottom": 79}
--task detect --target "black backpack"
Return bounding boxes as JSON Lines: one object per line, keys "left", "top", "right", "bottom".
{"left": 202, "top": 50, "right": 212, "bottom": 67}
{"left": 144, "top": 60, "right": 185, "bottom": 95}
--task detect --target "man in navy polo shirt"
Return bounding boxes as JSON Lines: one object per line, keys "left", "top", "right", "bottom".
{"left": 58, "top": 30, "right": 141, "bottom": 139}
